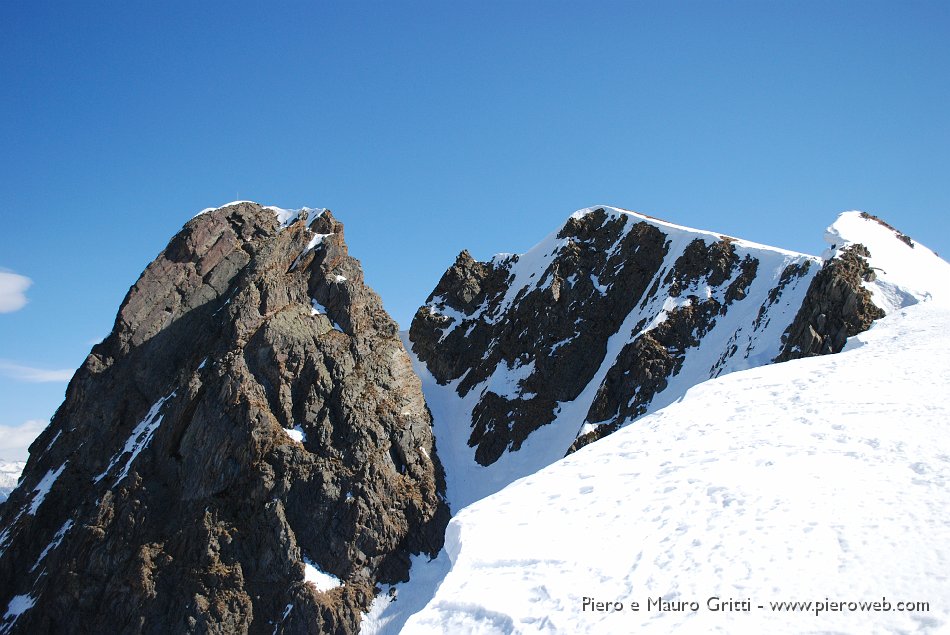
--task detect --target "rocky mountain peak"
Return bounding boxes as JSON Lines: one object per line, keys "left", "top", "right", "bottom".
{"left": 0, "top": 202, "right": 448, "bottom": 634}
{"left": 407, "top": 206, "right": 946, "bottom": 510}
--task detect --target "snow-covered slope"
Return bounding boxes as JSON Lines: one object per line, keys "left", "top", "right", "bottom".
{"left": 387, "top": 299, "right": 950, "bottom": 634}
{"left": 409, "top": 206, "right": 823, "bottom": 509}
{"left": 407, "top": 209, "right": 949, "bottom": 513}
{"left": 366, "top": 209, "right": 950, "bottom": 634}
{"left": 825, "top": 211, "right": 950, "bottom": 312}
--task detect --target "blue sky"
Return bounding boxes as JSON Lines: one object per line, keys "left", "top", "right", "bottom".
{"left": 1, "top": 1, "right": 948, "bottom": 460}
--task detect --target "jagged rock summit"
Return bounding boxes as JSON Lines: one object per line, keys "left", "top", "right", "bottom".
{"left": 0, "top": 202, "right": 449, "bottom": 634}
{"left": 408, "top": 206, "right": 950, "bottom": 510}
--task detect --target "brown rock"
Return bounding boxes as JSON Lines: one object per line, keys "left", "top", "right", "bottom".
{"left": 775, "top": 244, "right": 885, "bottom": 361}
{"left": 0, "top": 202, "right": 448, "bottom": 634}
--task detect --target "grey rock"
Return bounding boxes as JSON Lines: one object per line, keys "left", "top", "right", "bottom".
{"left": 571, "top": 238, "right": 761, "bottom": 452}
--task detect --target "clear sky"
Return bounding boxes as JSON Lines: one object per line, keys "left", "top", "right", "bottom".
{"left": 1, "top": 1, "right": 948, "bottom": 460}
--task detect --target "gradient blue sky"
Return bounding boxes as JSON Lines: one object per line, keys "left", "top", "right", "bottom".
{"left": 1, "top": 1, "right": 948, "bottom": 459}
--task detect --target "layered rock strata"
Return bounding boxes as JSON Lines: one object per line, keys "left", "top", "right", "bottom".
{"left": 0, "top": 202, "right": 448, "bottom": 635}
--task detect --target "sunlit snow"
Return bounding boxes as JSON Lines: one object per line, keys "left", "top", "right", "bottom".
{"left": 375, "top": 300, "right": 950, "bottom": 634}
{"left": 407, "top": 207, "right": 822, "bottom": 512}
{"left": 303, "top": 558, "right": 342, "bottom": 592}
{"left": 825, "top": 211, "right": 950, "bottom": 313}
{"left": 372, "top": 210, "right": 950, "bottom": 634}
{"left": 285, "top": 426, "right": 306, "bottom": 443}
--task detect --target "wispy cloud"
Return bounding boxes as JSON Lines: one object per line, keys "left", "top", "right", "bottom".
{"left": 0, "top": 361, "right": 74, "bottom": 383}
{"left": 0, "top": 271, "right": 32, "bottom": 313}
{"left": 0, "top": 419, "right": 48, "bottom": 462}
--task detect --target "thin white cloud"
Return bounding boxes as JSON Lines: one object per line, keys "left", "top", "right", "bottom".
{"left": 0, "top": 271, "right": 32, "bottom": 313}
{"left": 0, "top": 419, "right": 48, "bottom": 462}
{"left": 0, "top": 361, "right": 74, "bottom": 383}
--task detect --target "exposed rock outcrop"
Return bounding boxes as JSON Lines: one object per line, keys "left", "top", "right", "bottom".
{"left": 775, "top": 244, "right": 885, "bottom": 361}
{"left": 411, "top": 209, "right": 672, "bottom": 465}
{"left": 0, "top": 202, "right": 448, "bottom": 634}
{"left": 409, "top": 207, "right": 820, "bottom": 474}
{"left": 409, "top": 207, "right": 946, "bottom": 501}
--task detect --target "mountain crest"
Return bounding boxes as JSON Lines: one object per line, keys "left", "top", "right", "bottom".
{"left": 407, "top": 206, "right": 945, "bottom": 509}
{"left": 3, "top": 202, "right": 946, "bottom": 633}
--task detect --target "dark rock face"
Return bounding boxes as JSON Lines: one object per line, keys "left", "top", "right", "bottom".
{"left": 411, "top": 209, "right": 670, "bottom": 465}
{"left": 776, "top": 244, "right": 886, "bottom": 361}
{"left": 585, "top": 241, "right": 746, "bottom": 422}
{"left": 569, "top": 240, "right": 768, "bottom": 452}
{"left": 0, "top": 203, "right": 448, "bottom": 634}
{"left": 409, "top": 208, "right": 819, "bottom": 466}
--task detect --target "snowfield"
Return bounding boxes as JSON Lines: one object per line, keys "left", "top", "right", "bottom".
{"left": 371, "top": 300, "right": 950, "bottom": 634}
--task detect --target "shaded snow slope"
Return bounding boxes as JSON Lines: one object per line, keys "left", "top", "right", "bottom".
{"left": 391, "top": 300, "right": 950, "bottom": 634}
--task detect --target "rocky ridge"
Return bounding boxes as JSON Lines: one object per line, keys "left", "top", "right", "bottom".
{"left": 408, "top": 206, "right": 936, "bottom": 509}
{"left": 0, "top": 202, "right": 449, "bottom": 635}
